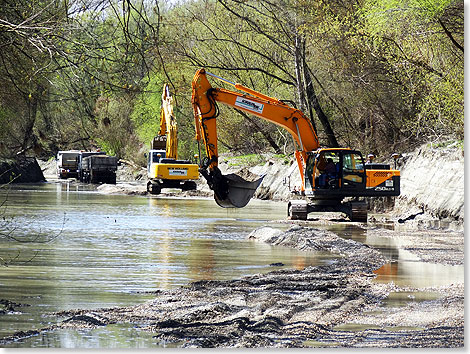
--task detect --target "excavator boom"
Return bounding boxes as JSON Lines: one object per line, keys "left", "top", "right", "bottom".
{"left": 159, "top": 83, "right": 178, "bottom": 159}
{"left": 192, "top": 68, "right": 320, "bottom": 208}
{"left": 147, "top": 84, "right": 199, "bottom": 195}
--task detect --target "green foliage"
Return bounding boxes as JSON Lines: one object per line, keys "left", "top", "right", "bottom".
{"left": 226, "top": 154, "right": 267, "bottom": 167}
{"left": 130, "top": 74, "right": 165, "bottom": 147}
{"left": 361, "top": 0, "right": 453, "bottom": 32}
{"left": 92, "top": 95, "right": 136, "bottom": 158}
{"left": 296, "top": 0, "right": 463, "bottom": 155}
{"left": 427, "top": 139, "right": 464, "bottom": 150}
{"left": 272, "top": 154, "right": 292, "bottom": 165}
{"left": 357, "top": 0, "right": 463, "bottom": 141}
{"left": 0, "top": 0, "right": 463, "bottom": 163}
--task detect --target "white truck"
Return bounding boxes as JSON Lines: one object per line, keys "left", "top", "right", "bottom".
{"left": 56, "top": 150, "right": 80, "bottom": 179}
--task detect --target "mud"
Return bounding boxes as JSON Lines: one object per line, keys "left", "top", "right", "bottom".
{"left": 225, "top": 167, "right": 263, "bottom": 183}
{"left": 0, "top": 299, "right": 30, "bottom": 315}
{"left": 1, "top": 225, "right": 463, "bottom": 348}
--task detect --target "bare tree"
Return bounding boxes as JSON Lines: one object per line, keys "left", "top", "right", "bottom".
{"left": 171, "top": 0, "right": 339, "bottom": 148}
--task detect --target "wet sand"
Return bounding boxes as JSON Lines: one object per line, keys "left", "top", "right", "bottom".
{"left": 2, "top": 223, "right": 462, "bottom": 348}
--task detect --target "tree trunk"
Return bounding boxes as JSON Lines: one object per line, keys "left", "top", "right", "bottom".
{"left": 21, "top": 92, "right": 39, "bottom": 154}
{"left": 294, "top": 34, "right": 307, "bottom": 113}
{"left": 235, "top": 109, "right": 282, "bottom": 154}
{"left": 303, "top": 63, "right": 339, "bottom": 148}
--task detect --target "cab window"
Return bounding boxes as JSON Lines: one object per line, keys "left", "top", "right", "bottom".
{"left": 342, "top": 152, "right": 364, "bottom": 185}
{"left": 152, "top": 151, "right": 166, "bottom": 163}
{"left": 343, "top": 153, "right": 363, "bottom": 172}
{"left": 305, "top": 154, "right": 314, "bottom": 189}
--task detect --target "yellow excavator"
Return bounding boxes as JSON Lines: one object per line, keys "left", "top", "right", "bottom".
{"left": 147, "top": 84, "right": 199, "bottom": 194}
{"left": 191, "top": 69, "right": 400, "bottom": 222}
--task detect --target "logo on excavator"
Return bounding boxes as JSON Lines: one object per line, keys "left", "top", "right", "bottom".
{"left": 235, "top": 97, "right": 264, "bottom": 114}
{"left": 375, "top": 186, "right": 393, "bottom": 191}
{"left": 169, "top": 168, "right": 188, "bottom": 176}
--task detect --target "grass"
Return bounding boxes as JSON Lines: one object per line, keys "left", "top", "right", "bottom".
{"left": 224, "top": 153, "right": 292, "bottom": 167}
{"left": 226, "top": 154, "right": 267, "bottom": 167}
{"left": 428, "top": 139, "right": 464, "bottom": 150}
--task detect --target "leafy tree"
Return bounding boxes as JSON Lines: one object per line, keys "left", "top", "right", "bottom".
{"left": 131, "top": 73, "right": 164, "bottom": 146}
{"left": 294, "top": 0, "right": 463, "bottom": 155}
{"left": 167, "top": 0, "right": 338, "bottom": 154}
{"left": 0, "top": 0, "right": 463, "bottom": 164}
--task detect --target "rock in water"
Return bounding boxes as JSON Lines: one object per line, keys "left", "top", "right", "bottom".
{"left": 0, "top": 157, "right": 46, "bottom": 184}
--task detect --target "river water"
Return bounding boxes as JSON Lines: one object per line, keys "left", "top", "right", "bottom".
{"left": 0, "top": 182, "right": 464, "bottom": 348}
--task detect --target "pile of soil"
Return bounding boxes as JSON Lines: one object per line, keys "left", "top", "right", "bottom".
{"left": 225, "top": 167, "right": 263, "bottom": 183}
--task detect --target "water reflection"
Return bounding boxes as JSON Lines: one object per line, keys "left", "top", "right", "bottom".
{"left": 328, "top": 224, "right": 464, "bottom": 288}
{"left": 0, "top": 183, "right": 330, "bottom": 342}
{"left": 2, "top": 325, "right": 160, "bottom": 349}
{"left": 187, "top": 238, "right": 216, "bottom": 281}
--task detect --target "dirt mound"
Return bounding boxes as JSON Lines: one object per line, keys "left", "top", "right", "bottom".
{"left": 225, "top": 167, "right": 263, "bottom": 183}
{"left": 97, "top": 183, "right": 147, "bottom": 195}
{"left": 0, "top": 157, "right": 45, "bottom": 184}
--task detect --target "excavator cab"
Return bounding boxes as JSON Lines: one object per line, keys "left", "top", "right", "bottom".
{"left": 305, "top": 148, "right": 367, "bottom": 197}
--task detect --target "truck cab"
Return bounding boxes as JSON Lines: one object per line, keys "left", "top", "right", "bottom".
{"left": 56, "top": 150, "right": 80, "bottom": 179}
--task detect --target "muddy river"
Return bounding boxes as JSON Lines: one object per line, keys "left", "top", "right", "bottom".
{"left": 0, "top": 182, "right": 464, "bottom": 348}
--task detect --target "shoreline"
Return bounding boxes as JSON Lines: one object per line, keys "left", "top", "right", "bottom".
{"left": 1, "top": 222, "right": 463, "bottom": 348}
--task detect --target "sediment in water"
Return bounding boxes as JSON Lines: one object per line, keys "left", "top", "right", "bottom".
{"left": 2, "top": 225, "right": 461, "bottom": 348}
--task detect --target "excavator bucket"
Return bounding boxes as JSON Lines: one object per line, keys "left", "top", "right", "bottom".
{"left": 214, "top": 172, "right": 265, "bottom": 208}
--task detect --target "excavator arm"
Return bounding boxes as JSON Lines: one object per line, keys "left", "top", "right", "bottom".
{"left": 192, "top": 68, "right": 320, "bottom": 207}
{"left": 159, "top": 83, "right": 178, "bottom": 159}
{"left": 147, "top": 84, "right": 199, "bottom": 195}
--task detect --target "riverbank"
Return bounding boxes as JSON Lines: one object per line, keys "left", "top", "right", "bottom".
{"left": 0, "top": 157, "right": 45, "bottom": 184}
{"left": 1, "top": 220, "right": 463, "bottom": 348}
{"left": 11, "top": 143, "right": 460, "bottom": 348}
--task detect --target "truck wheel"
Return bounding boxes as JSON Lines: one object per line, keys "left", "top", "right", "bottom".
{"left": 89, "top": 171, "right": 97, "bottom": 184}
{"left": 182, "top": 181, "right": 197, "bottom": 191}
{"left": 288, "top": 200, "right": 308, "bottom": 220}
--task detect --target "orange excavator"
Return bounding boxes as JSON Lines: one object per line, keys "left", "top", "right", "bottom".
{"left": 191, "top": 69, "right": 400, "bottom": 222}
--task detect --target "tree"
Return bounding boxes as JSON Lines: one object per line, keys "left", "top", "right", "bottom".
{"left": 166, "top": 0, "right": 339, "bottom": 154}
{"left": 0, "top": 0, "right": 463, "bottom": 163}
{"left": 0, "top": 0, "right": 68, "bottom": 156}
